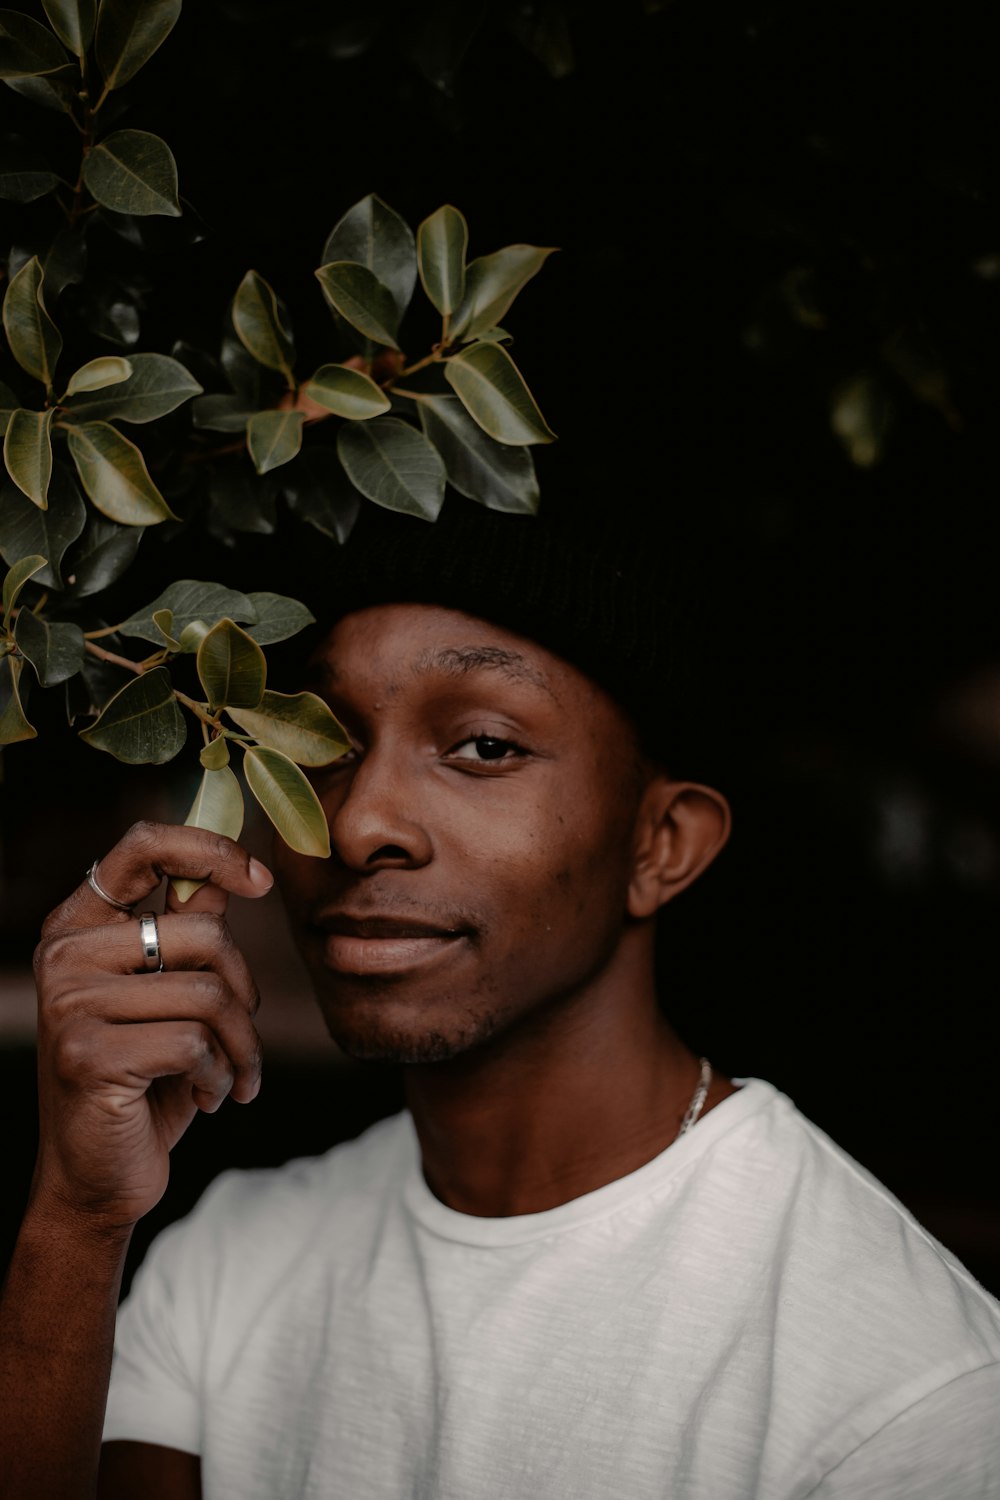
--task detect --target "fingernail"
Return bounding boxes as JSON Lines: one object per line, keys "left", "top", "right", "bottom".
{"left": 249, "top": 858, "right": 274, "bottom": 893}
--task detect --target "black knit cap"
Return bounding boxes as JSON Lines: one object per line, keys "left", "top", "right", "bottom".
{"left": 291, "top": 470, "right": 727, "bottom": 783}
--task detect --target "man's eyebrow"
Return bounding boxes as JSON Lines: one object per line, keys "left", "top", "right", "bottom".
{"left": 413, "top": 645, "right": 554, "bottom": 695}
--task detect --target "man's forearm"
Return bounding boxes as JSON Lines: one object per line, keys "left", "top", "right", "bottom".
{"left": 0, "top": 1202, "right": 132, "bottom": 1500}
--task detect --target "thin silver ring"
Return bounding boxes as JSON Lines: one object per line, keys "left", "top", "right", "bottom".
{"left": 138, "top": 911, "right": 163, "bottom": 973}
{"left": 86, "top": 860, "right": 133, "bottom": 913}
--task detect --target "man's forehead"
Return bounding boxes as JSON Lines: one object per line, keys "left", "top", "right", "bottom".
{"left": 308, "top": 605, "right": 557, "bottom": 697}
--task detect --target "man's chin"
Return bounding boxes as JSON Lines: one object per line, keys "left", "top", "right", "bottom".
{"left": 318, "top": 999, "right": 503, "bottom": 1067}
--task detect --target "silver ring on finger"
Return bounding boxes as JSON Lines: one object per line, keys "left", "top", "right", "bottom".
{"left": 138, "top": 911, "right": 164, "bottom": 973}
{"left": 86, "top": 859, "right": 133, "bottom": 913}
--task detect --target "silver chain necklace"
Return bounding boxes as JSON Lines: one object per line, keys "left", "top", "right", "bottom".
{"left": 677, "top": 1056, "right": 712, "bottom": 1137}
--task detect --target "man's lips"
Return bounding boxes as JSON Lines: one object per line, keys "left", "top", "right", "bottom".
{"left": 310, "top": 912, "right": 471, "bottom": 976}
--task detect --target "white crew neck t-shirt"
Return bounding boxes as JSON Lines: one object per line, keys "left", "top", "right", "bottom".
{"left": 104, "top": 1079, "right": 1000, "bottom": 1498}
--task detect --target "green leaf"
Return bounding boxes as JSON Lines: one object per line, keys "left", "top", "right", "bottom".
{"left": 243, "top": 744, "right": 331, "bottom": 857}
{"left": 314, "top": 263, "right": 400, "bottom": 350}
{"left": 65, "top": 355, "right": 132, "bottom": 397}
{"left": 4, "top": 408, "right": 53, "bottom": 508}
{"left": 207, "top": 469, "right": 278, "bottom": 537}
{"left": 0, "top": 464, "right": 86, "bottom": 587}
{"left": 246, "top": 409, "right": 303, "bottom": 475}
{"left": 150, "top": 607, "right": 180, "bottom": 650}
{"left": 66, "top": 420, "right": 178, "bottom": 525}
{"left": 321, "top": 194, "right": 416, "bottom": 323}
{"left": 95, "top": 0, "right": 181, "bottom": 90}
{"left": 171, "top": 764, "right": 244, "bottom": 902}
{"left": 0, "top": 163, "right": 61, "bottom": 203}
{"left": 0, "top": 656, "right": 35, "bottom": 744}
{"left": 228, "top": 690, "right": 349, "bottom": 767}
{"left": 79, "top": 665, "right": 185, "bottom": 763}
{"left": 42, "top": 0, "right": 95, "bottom": 56}
{"left": 243, "top": 592, "right": 315, "bottom": 646}
{"left": 199, "top": 736, "right": 230, "bottom": 770}
{"left": 444, "top": 342, "right": 556, "bottom": 446}
{"left": 304, "top": 363, "right": 391, "bottom": 420}
{"left": 418, "top": 394, "right": 539, "bottom": 514}
{"left": 338, "top": 416, "right": 446, "bottom": 521}
{"left": 451, "top": 245, "right": 557, "bottom": 341}
{"left": 0, "top": 380, "right": 17, "bottom": 434}
{"left": 4, "top": 72, "right": 75, "bottom": 110}
{"left": 0, "top": 9, "right": 70, "bottom": 77}
{"left": 196, "top": 618, "right": 266, "bottom": 711}
{"left": 2, "top": 553, "right": 46, "bottom": 625}
{"left": 231, "top": 271, "right": 294, "bottom": 382}
{"left": 62, "top": 513, "right": 140, "bottom": 597}
{"left": 14, "top": 607, "right": 85, "bottom": 686}
{"left": 119, "top": 581, "right": 257, "bottom": 644}
{"left": 283, "top": 447, "right": 361, "bottom": 543}
{"left": 82, "top": 129, "right": 181, "bottom": 218}
{"left": 191, "top": 393, "right": 256, "bottom": 432}
{"left": 417, "top": 204, "right": 468, "bottom": 318}
{"left": 2, "top": 256, "right": 61, "bottom": 390}
{"left": 62, "top": 352, "right": 201, "bottom": 424}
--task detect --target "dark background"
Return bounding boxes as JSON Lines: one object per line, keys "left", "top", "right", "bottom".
{"left": 2, "top": 0, "right": 999, "bottom": 1293}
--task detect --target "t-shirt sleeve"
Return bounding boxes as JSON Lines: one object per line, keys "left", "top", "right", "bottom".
{"left": 103, "top": 1173, "right": 240, "bottom": 1455}
{"left": 806, "top": 1362, "right": 1000, "bottom": 1499}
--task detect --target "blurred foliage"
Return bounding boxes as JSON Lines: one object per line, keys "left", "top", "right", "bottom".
{"left": 0, "top": 0, "right": 558, "bottom": 857}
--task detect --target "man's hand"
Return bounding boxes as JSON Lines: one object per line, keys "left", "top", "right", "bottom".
{"left": 31, "top": 821, "right": 272, "bottom": 1234}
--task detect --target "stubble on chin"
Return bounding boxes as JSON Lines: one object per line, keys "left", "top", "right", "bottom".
{"left": 319, "top": 1000, "right": 505, "bottom": 1066}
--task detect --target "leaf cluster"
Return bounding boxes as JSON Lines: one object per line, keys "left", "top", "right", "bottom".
{"left": 0, "top": 5, "right": 558, "bottom": 861}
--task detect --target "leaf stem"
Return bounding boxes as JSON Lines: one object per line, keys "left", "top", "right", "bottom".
{"left": 173, "top": 689, "right": 224, "bottom": 731}
{"left": 393, "top": 349, "right": 441, "bottom": 380}
{"left": 83, "top": 623, "right": 126, "bottom": 639}
{"left": 387, "top": 387, "right": 425, "bottom": 401}
{"left": 84, "top": 640, "right": 143, "bottom": 673}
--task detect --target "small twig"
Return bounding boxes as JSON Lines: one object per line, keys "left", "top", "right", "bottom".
{"left": 84, "top": 640, "right": 143, "bottom": 673}
{"left": 387, "top": 387, "right": 425, "bottom": 402}
{"left": 173, "top": 689, "right": 224, "bottom": 731}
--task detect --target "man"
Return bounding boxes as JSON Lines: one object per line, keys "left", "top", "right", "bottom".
{"left": 1, "top": 500, "right": 999, "bottom": 1499}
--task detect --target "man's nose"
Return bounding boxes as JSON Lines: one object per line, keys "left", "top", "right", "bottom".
{"left": 324, "top": 745, "right": 432, "bottom": 872}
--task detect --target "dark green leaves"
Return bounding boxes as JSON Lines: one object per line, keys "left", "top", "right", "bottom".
{"left": 243, "top": 745, "right": 331, "bottom": 857}
{"left": 0, "top": 466, "right": 87, "bottom": 587}
{"left": 315, "top": 263, "right": 401, "bottom": 350}
{"left": 65, "top": 421, "right": 177, "bottom": 525}
{"left": 418, "top": 394, "right": 539, "bottom": 513}
{"left": 94, "top": 0, "right": 181, "bottom": 91}
{"left": 65, "top": 356, "right": 133, "bottom": 397}
{"left": 79, "top": 666, "right": 186, "bottom": 763}
{"left": 445, "top": 342, "right": 556, "bottom": 445}
{"left": 283, "top": 447, "right": 361, "bottom": 543}
{"left": 83, "top": 130, "right": 181, "bottom": 218}
{"left": 246, "top": 409, "right": 303, "bottom": 474}
{"left": 304, "top": 363, "right": 390, "bottom": 420}
{"left": 452, "top": 245, "right": 557, "bottom": 341}
{"left": 3, "top": 257, "right": 61, "bottom": 390}
{"left": 228, "top": 690, "right": 350, "bottom": 765}
{"left": 4, "top": 408, "right": 53, "bottom": 507}
{"left": 0, "top": 656, "right": 35, "bottom": 744}
{"left": 321, "top": 194, "right": 416, "bottom": 326}
{"left": 119, "top": 581, "right": 256, "bottom": 644}
{"left": 14, "top": 608, "right": 85, "bottom": 686}
{"left": 0, "top": 153, "right": 61, "bottom": 203}
{"left": 0, "top": 9, "right": 69, "bottom": 77}
{"left": 42, "top": 0, "right": 95, "bottom": 57}
{"left": 417, "top": 204, "right": 468, "bottom": 319}
{"left": 3, "top": 553, "right": 46, "bottom": 625}
{"left": 243, "top": 592, "right": 315, "bottom": 646}
{"left": 196, "top": 619, "right": 266, "bottom": 710}
{"left": 338, "top": 415, "right": 446, "bottom": 520}
{"left": 63, "top": 352, "right": 201, "bottom": 423}
{"left": 232, "top": 271, "right": 295, "bottom": 383}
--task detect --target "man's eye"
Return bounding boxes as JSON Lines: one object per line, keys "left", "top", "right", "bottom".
{"left": 450, "top": 736, "right": 524, "bottom": 763}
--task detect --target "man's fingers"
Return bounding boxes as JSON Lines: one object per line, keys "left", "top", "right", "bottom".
{"left": 53, "top": 1018, "right": 239, "bottom": 1114}
{"left": 39, "top": 911, "right": 261, "bottom": 1014}
{"left": 49, "top": 975, "right": 264, "bottom": 1103}
{"left": 164, "top": 879, "right": 232, "bottom": 917}
{"left": 43, "top": 822, "right": 273, "bottom": 936}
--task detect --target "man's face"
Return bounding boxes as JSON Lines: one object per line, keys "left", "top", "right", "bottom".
{"left": 275, "top": 603, "right": 649, "bottom": 1065}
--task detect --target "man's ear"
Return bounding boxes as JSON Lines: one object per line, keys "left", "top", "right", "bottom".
{"left": 627, "top": 777, "right": 732, "bottom": 919}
